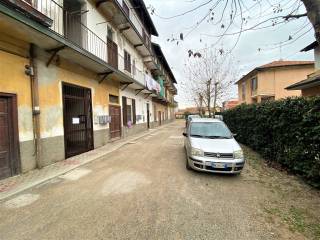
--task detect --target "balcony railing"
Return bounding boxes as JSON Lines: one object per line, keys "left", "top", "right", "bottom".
{"left": 29, "top": 0, "right": 118, "bottom": 68}
{"left": 115, "top": 0, "right": 151, "bottom": 50}
{"left": 19, "top": 0, "right": 159, "bottom": 90}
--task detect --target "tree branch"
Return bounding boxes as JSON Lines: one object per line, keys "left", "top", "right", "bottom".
{"left": 283, "top": 13, "right": 307, "bottom": 20}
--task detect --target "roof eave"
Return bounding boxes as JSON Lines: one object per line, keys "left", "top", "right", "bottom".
{"left": 130, "top": 0, "right": 158, "bottom": 36}
{"left": 286, "top": 76, "right": 320, "bottom": 90}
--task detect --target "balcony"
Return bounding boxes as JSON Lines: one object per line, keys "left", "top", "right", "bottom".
{"left": 0, "top": 0, "right": 166, "bottom": 95}
{"left": 95, "top": 0, "right": 153, "bottom": 57}
{"left": 0, "top": 0, "right": 154, "bottom": 85}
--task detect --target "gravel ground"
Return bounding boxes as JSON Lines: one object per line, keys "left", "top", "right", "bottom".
{"left": 0, "top": 121, "right": 319, "bottom": 240}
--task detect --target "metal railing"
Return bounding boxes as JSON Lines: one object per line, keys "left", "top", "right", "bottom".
{"left": 27, "top": 0, "right": 162, "bottom": 93}
{"left": 31, "top": 0, "right": 116, "bottom": 66}
{"left": 115, "top": 0, "right": 151, "bottom": 50}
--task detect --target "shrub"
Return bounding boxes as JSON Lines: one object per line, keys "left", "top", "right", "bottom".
{"left": 223, "top": 97, "right": 320, "bottom": 187}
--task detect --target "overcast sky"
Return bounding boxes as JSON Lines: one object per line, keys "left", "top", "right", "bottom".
{"left": 144, "top": 0, "right": 315, "bottom": 108}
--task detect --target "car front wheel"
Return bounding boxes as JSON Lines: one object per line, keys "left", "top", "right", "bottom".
{"left": 185, "top": 153, "right": 192, "bottom": 170}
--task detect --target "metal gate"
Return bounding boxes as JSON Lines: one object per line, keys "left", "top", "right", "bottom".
{"left": 62, "top": 83, "right": 93, "bottom": 158}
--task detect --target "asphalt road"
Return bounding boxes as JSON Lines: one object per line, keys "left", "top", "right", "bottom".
{"left": 0, "top": 121, "right": 275, "bottom": 240}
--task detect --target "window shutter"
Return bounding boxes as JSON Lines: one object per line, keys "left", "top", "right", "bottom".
{"left": 132, "top": 99, "right": 136, "bottom": 124}
{"left": 122, "top": 96, "right": 127, "bottom": 126}
{"left": 128, "top": 54, "right": 131, "bottom": 73}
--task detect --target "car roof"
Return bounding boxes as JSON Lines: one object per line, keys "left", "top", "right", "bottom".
{"left": 189, "top": 118, "right": 222, "bottom": 123}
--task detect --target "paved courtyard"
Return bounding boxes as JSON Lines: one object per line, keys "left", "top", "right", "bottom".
{"left": 0, "top": 121, "right": 319, "bottom": 240}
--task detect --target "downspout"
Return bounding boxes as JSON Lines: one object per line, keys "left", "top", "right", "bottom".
{"left": 29, "top": 44, "right": 41, "bottom": 169}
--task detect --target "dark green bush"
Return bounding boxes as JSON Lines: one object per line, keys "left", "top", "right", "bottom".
{"left": 223, "top": 97, "right": 320, "bottom": 187}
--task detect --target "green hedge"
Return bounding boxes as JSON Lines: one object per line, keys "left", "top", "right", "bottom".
{"left": 223, "top": 97, "right": 320, "bottom": 187}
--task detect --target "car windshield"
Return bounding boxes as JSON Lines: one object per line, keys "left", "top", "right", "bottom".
{"left": 188, "top": 115, "right": 200, "bottom": 120}
{"left": 189, "top": 122, "right": 232, "bottom": 139}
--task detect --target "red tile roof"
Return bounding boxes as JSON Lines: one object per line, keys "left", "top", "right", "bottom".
{"left": 259, "top": 60, "right": 314, "bottom": 69}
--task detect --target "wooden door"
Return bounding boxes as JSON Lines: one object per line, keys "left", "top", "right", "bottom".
{"left": 109, "top": 105, "right": 121, "bottom": 139}
{"left": 0, "top": 94, "right": 19, "bottom": 180}
{"left": 62, "top": 83, "right": 94, "bottom": 158}
{"left": 107, "top": 39, "right": 118, "bottom": 69}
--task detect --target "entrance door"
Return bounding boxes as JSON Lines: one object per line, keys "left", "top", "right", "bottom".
{"left": 146, "top": 103, "right": 150, "bottom": 129}
{"left": 64, "top": 0, "right": 83, "bottom": 47}
{"left": 158, "top": 111, "right": 162, "bottom": 126}
{"left": 0, "top": 94, "right": 19, "bottom": 180}
{"left": 109, "top": 105, "right": 121, "bottom": 139}
{"left": 62, "top": 83, "right": 94, "bottom": 158}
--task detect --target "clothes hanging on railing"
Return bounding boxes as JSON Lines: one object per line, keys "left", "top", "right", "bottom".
{"left": 144, "top": 74, "right": 160, "bottom": 93}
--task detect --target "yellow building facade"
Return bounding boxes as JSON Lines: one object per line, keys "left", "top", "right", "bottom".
{"left": 237, "top": 61, "right": 314, "bottom": 104}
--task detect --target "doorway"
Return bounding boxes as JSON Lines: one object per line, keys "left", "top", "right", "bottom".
{"left": 64, "top": 0, "right": 84, "bottom": 47}
{"left": 109, "top": 105, "right": 121, "bottom": 139}
{"left": 0, "top": 93, "right": 20, "bottom": 180}
{"left": 146, "top": 103, "right": 150, "bottom": 129}
{"left": 158, "top": 111, "right": 162, "bottom": 126}
{"left": 62, "top": 83, "right": 93, "bottom": 158}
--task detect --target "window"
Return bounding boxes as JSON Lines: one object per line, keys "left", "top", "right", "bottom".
{"left": 261, "top": 96, "right": 275, "bottom": 103}
{"left": 142, "top": 29, "right": 150, "bottom": 48}
{"left": 241, "top": 82, "right": 246, "bottom": 100}
{"left": 127, "top": 104, "right": 132, "bottom": 122}
{"left": 122, "top": 96, "right": 136, "bottom": 126}
{"left": 251, "top": 77, "right": 258, "bottom": 95}
{"left": 124, "top": 50, "right": 131, "bottom": 73}
{"left": 109, "top": 94, "right": 119, "bottom": 104}
{"left": 107, "top": 26, "right": 113, "bottom": 41}
{"left": 123, "top": 1, "right": 130, "bottom": 16}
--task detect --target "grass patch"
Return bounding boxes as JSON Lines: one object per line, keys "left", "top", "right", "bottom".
{"left": 284, "top": 207, "right": 306, "bottom": 233}
{"left": 264, "top": 205, "right": 320, "bottom": 240}
{"left": 241, "top": 145, "right": 264, "bottom": 171}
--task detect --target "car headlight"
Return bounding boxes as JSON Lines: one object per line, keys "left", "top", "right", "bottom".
{"left": 234, "top": 149, "right": 244, "bottom": 159}
{"left": 191, "top": 147, "right": 204, "bottom": 157}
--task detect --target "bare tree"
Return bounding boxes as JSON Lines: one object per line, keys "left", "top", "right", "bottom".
{"left": 182, "top": 50, "right": 237, "bottom": 117}
{"left": 149, "top": 0, "right": 320, "bottom": 51}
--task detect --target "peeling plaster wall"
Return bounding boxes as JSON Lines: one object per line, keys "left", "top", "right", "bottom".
{"left": 0, "top": 50, "right": 33, "bottom": 142}
{"left": 0, "top": 48, "right": 36, "bottom": 172}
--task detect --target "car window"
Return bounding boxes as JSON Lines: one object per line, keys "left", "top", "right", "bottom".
{"left": 190, "top": 122, "right": 232, "bottom": 138}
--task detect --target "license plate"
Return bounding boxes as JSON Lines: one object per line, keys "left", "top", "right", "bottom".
{"left": 212, "top": 163, "right": 226, "bottom": 168}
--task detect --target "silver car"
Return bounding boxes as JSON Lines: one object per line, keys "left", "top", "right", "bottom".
{"left": 183, "top": 118, "right": 245, "bottom": 174}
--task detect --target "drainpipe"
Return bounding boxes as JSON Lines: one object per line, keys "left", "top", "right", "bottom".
{"left": 28, "top": 44, "right": 42, "bottom": 169}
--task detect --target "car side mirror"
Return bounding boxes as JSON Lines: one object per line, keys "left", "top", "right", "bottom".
{"left": 232, "top": 133, "right": 237, "bottom": 137}
{"left": 183, "top": 132, "right": 187, "bottom": 137}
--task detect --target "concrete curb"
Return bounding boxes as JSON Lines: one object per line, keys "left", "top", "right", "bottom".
{"left": 0, "top": 123, "right": 172, "bottom": 201}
